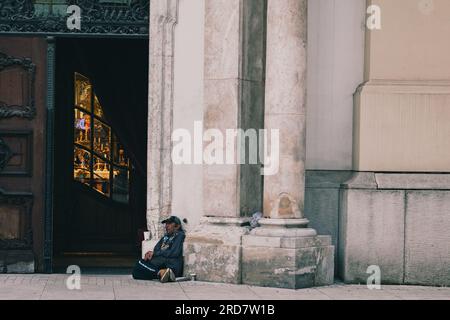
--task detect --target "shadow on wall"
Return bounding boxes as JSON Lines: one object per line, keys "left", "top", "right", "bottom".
{"left": 305, "top": 170, "right": 353, "bottom": 278}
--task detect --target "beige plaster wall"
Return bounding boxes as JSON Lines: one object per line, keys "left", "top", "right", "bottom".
{"left": 355, "top": 0, "right": 450, "bottom": 172}
{"left": 366, "top": 0, "right": 450, "bottom": 81}
{"left": 306, "top": 0, "right": 366, "bottom": 170}
{"left": 354, "top": 81, "right": 450, "bottom": 172}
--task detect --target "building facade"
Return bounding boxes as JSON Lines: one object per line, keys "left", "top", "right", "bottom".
{"left": 0, "top": 0, "right": 449, "bottom": 289}
{"left": 153, "top": 0, "right": 450, "bottom": 288}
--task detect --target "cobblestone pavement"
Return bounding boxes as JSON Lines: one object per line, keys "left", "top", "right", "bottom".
{"left": 0, "top": 274, "right": 449, "bottom": 300}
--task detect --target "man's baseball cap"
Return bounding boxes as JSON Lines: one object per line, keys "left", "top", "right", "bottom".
{"left": 161, "top": 216, "right": 182, "bottom": 225}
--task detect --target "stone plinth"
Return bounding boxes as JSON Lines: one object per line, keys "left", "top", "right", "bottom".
{"left": 242, "top": 220, "right": 334, "bottom": 289}
{"left": 183, "top": 217, "right": 250, "bottom": 284}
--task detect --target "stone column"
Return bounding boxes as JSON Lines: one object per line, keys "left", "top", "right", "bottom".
{"left": 259, "top": 0, "right": 313, "bottom": 234}
{"left": 183, "top": 0, "right": 266, "bottom": 284}
{"left": 263, "top": 0, "right": 307, "bottom": 222}
{"left": 147, "top": 0, "right": 178, "bottom": 240}
{"left": 242, "top": 0, "right": 334, "bottom": 289}
{"left": 202, "top": 0, "right": 266, "bottom": 219}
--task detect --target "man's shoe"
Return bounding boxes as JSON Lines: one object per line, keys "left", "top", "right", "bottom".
{"left": 160, "top": 268, "right": 176, "bottom": 283}
{"left": 158, "top": 268, "right": 167, "bottom": 280}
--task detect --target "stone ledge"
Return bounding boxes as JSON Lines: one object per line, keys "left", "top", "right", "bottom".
{"left": 341, "top": 172, "right": 450, "bottom": 190}
{"left": 251, "top": 227, "right": 317, "bottom": 237}
{"left": 242, "top": 235, "right": 332, "bottom": 249}
{"left": 306, "top": 170, "right": 354, "bottom": 189}
{"left": 258, "top": 218, "right": 309, "bottom": 228}
{"left": 358, "top": 79, "right": 450, "bottom": 94}
{"left": 341, "top": 172, "right": 377, "bottom": 190}
{"left": 375, "top": 173, "right": 450, "bottom": 190}
{"left": 185, "top": 220, "right": 250, "bottom": 246}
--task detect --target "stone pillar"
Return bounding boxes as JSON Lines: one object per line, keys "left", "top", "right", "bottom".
{"left": 147, "top": 0, "right": 178, "bottom": 240}
{"left": 263, "top": 0, "right": 307, "bottom": 221}
{"left": 183, "top": 0, "right": 266, "bottom": 284}
{"left": 202, "top": 0, "right": 266, "bottom": 219}
{"left": 241, "top": 0, "right": 334, "bottom": 289}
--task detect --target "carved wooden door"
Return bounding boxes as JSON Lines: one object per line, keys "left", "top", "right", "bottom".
{"left": 0, "top": 37, "right": 48, "bottom": 272}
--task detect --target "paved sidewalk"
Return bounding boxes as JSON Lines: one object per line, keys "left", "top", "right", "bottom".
{"left": 0, "top": 274, "right": 449, "bottom": 300}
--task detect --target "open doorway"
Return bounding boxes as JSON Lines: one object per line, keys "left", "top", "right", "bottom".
{"left": 53, "top": 38, "right": 148, "bottom": 271}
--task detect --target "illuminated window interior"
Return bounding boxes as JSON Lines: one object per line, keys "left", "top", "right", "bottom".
{"left": 73, "top": 72, "right": 130, "bottom": 203}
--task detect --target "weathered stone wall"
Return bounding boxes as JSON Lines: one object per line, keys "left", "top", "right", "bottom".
{"left": 183, "top": 217, "right": 251, "bottom": 284}
{"left": 307, "top": 172, "right": 450, "bottom": 286}
{"left": 405, "top": 190, "right": 450, "bottom": 286}
{"left": 242, "top": 235, "right": 334, "bottom": 289}
{"left": 312, "top": 173, "right": 450, "bottom": 285}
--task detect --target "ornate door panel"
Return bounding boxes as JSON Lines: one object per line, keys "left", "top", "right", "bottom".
{"left": 0, "top": 37, "right": 47, "bottom": 272}
{"left": 0, "top": 1, "right": 149, "bottom": 37}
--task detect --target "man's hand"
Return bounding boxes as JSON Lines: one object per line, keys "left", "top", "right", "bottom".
{"left": 144, "top": 251, "right": 153, "bottom": 261}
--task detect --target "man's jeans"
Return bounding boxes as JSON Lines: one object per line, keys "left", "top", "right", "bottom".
{"left": 132, "top": 259, "right": 159, "bottom": 280}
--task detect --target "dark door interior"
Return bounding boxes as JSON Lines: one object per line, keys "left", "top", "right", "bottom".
{"left": 53, "top": 38, "right": 148, "bottom": 269}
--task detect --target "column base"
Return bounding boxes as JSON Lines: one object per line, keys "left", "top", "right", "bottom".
{"left": 242, "top": 229, "right": 334, "bottom": 289}
{"left": 183, "top": 216, "right": 251, "bottom": 284}
{"left": 183, "top": 217, "right": 335, "bottom": 289}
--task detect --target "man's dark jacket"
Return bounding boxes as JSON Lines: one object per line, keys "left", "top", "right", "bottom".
{"left": 150, "top": 230, "right": 185, "bottom": 277}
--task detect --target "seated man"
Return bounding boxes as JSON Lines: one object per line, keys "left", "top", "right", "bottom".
{"left": 132, "top": 216, "right": 186, "bottom": 283}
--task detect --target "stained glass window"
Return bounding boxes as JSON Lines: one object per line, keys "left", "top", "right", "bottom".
{"left": 73, "top": 72, "right": 130, "bottom": 203}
